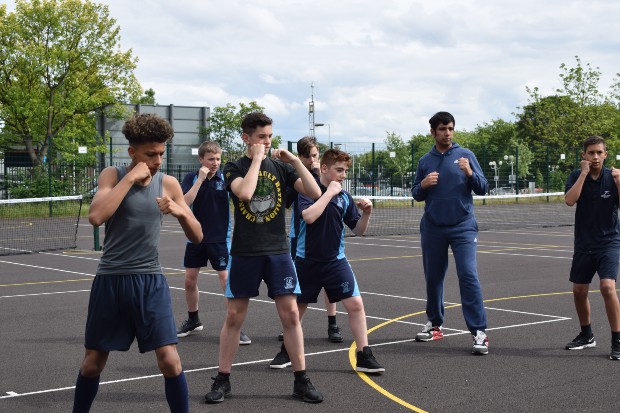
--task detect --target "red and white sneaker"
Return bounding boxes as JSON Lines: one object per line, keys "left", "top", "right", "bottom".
{"left": 415, "top": 321, "right": 444, "bottom": 342}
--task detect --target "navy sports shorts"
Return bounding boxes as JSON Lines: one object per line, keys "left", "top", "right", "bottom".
{"left": 183, "top": 241, "right": 229, "bottom": 271}
{"left": 569, "top": 248, "right": 620, "bottom": 284}
{"left": 225, "top": 253, "right": 300, "bottom": 299}
{"left": 84, "top": 274, "right": 177, "bottom": 353}
{"left": 295, "top": 257, "right": 360, "bottom": 304}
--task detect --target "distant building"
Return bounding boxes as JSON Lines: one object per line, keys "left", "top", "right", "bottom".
{"left": 96, "top": 104, "right": 210, "bottom": 169}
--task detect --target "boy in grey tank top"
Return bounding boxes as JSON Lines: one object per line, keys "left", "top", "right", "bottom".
{"left": 72, "top": 114, "right": 202, "bottom": 413}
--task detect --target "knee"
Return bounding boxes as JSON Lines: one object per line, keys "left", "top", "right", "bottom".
{"left": 184, "top": 277, "right": 197, "bottom": 291}
{"left": 573, "top": 287, "right": 589, "bottom": 301}
{"left": 80, "top": 352, "right": 107, "bottom": 377}
{"left": 157, "top": 347, "right": 182, "bottom": 377}
{"left": 600, "top": 283, "right": 617, "bottom": 298}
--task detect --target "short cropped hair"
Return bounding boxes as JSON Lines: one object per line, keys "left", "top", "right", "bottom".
{"left": 198, "top": 141, "right": 222, "bottom": 158}
{"left": 583, "top": 135, "right": 606, "bottom": 152}
{"left": 429, "top": 111, "right": 456, "bottom": 130}
{"left": 241, "top": 112, "right": 272, "bottom": 135}
{"left": 297, "top": 136, "right": 319, "bottom": 157}
{"left": 122, "top": 113, "right": 174, "bottom": 145}
{"left": 321, "top": 149, "right": 351, "bottom": 168}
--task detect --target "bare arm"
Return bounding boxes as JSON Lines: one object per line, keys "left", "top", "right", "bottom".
{"left": 183, "top": 167, "right": 209, "bottom": 206}
{"left": 88, "top": 164, "right": 151, "bottom": 227}
{"left": 301, "top": 181, "right": 340, "bottom": 224}
{"left": 612, "top": 167, "right": 620, "bottom": 206}
{"left": 229, "top": 144, "right": 264, "bottom": 202}
{"left": 565, "top": 161, "right": 589, "bottom": 206}
{"left": 352, "top": 198, "right": 372, "bottom": 236}
{"left": 159, "top": 175, "right": 203, "bottom": 244}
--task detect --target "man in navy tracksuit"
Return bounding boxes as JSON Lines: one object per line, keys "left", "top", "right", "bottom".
{"left": 411, "top": 111, "right": 489, "bottom": 355}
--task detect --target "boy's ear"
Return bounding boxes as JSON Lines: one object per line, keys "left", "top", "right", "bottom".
{"left": 320, "top": 163, "right": 328, "bottom": 174}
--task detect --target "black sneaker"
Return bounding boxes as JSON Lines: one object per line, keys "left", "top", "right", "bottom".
{"left": 239, "top": 331, "right": 252, "bottom": 345}
{"left": 293, "top": 376, "right": 323, "bottom": 403}
{"left": 278, "top": 331, "right": 284, "bottom": 341}
{"left": 565, "top": 332, "right": 596, "bottom": 350}
{"left": 177, "top": 318, "right": 203, "bottom": 338}
{"left": 356, "top": 346, "right": 385, "bottom": 373}
{"left": 610, "top": 338, "right": 620, "bottom": 360}
{"left": 328, "top": 325, "right": 343, "bottom": 343}
{"left": 204, "top": 375, "right": 231, "bottom": 404}
{"left": 270, "top": 344, "right": 291, "bottom": 369}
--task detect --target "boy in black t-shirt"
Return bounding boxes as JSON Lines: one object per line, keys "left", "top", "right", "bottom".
{"left": 204, "top": 112, "right": 324, "bottom": 404}
{"left": 564, "top": 135, "right": 620, "bottom": 360}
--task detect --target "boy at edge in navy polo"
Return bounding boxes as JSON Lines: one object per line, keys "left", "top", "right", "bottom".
{"left": 204, "top": 112, "right": 325, "bottom": 404}
{"left": 564, "top": 135, "right": 620, "bottom": 360}
{"left": 72, "top": 113, "right": 203, "bottom": 413}
{"left": 411, "top": 111, "right": 489, "bottom": 355}
{"left": 269, "top": 149, "right": 385, "bottom": 373}
{"left": 176, "top": 141, "right": 251, "bottom": 346}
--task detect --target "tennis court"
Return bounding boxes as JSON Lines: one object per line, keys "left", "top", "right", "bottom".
{"left": 1, "top": 211, "right": 619, "bottom": 412}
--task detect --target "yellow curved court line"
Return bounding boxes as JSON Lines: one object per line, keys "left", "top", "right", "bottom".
{"left": 347, "top": 304, "right": 462, "bottom": 412}
{"left": 346, "top": 288, "right": 617, "bottom": 411}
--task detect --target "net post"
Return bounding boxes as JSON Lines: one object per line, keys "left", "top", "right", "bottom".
{"left": 93, "top": 226, "right": 102, "bottom": 251}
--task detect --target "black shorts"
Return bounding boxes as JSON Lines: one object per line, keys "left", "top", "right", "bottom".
{"left": 183, "top": 241, "right": 229, "bottom": 271}
{"left": 84, "top": 274, "right": 177, "bottom": 353}
{"left": 569, "top": 248, "right": 620, "bottom": 284}
{"left": 295, "top": 257, "right": 360, "bottom": 304}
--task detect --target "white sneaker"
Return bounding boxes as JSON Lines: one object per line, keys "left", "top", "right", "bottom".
{"left": 472, "top": 330, "right": 489, "bottom": 355}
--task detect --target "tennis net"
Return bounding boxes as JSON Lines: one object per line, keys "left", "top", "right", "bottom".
{"left": 0, "top": 195, "right": 83, "bottom": 256}
{"left": 340, "top": 192, "right": 574, "bottom": 236}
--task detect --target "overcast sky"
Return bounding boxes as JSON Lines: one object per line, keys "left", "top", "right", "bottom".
{"left": 3, "top": 0, "right": 620, "bottom": 145}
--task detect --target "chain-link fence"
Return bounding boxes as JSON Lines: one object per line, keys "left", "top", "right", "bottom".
{"left": 3, "top": 143, "right": 617, "bottom": 199}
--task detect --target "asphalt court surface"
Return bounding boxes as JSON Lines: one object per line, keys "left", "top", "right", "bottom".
{"left": 1, "top": 217, "right": 620, "bottom": 412}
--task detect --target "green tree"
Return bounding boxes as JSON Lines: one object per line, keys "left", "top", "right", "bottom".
{"left": 517, "top": 56, "right": 620, "bottom": 149}
{"left": 199, "top": 101, "right": 281, "bottom": 162}
{"left": 382, "top": 132, "right": 412, "bottom": 188}
{"left": 135, "top": 88, "right": 157, "bottom": 105}
{"left": 0, "top": 0, "right": 141, "bottom": 165}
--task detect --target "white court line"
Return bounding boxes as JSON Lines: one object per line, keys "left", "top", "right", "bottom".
{"left": 0, "top": 250, "right": 573, "bottom": 400}
{"left": 0, "top": 260, "right": 93, "bottom": 277}
{"left": 0, "top": 314, "right": 570, "bottom": 400}
{"left": 1, "top": 290, "right": 90, "bottom": 299}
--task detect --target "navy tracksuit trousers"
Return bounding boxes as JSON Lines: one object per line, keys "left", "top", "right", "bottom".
{"left": 420, "top": 215, "right": 487, "bottom": 334}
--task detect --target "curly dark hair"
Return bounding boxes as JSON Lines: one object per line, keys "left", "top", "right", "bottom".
{"left": 122, "top": 113, "right": 174, "bottom": 145}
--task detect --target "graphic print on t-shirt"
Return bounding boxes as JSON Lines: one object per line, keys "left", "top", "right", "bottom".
{"left": 238, "top": 170, "right": 283, "bottom": 224}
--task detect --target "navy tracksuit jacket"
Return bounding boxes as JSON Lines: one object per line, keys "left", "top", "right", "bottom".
{"left": 412, "top": 143, "right": 488, "bottom": 333}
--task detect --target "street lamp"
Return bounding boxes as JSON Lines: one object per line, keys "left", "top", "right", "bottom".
{"left": 489, "top": 160, "right": 502, "bottom": 192}
{"left": 314, "top": 123, "right": 330, "bottom": 145}
{"left": 503, "top": 155, "right": 516, "bottom": 192}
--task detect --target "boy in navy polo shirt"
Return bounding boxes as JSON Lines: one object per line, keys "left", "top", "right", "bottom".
{"left": 564, "top": 135, "right": 620, "bottom": 360}
{"left": 176, "top": 141, "right": 251, "bottom": 345}
{"left": 204, "top": 112, "right": 324, "bottom": 404}
{"left": 277, "top": 136, "right": 342, "bottom": 345}
{"left": 270, "top": 149, "right": 385, "bottom": 373}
